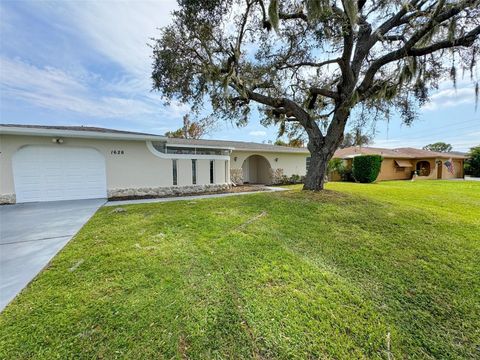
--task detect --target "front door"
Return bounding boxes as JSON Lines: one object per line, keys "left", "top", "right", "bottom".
{"left": 437, "top": 161, "right": 442, "bottom": 179}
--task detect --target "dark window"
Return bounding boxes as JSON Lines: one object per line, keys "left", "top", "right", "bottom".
{"left": 416, "top": 160, "right": 431, "bottom": 176}
{"left": 172, "top": 160, "right": 177, "bottom": 185}
{"left": 192, "top": 159, "right": 197, "bottom": 184}
{"left": 152, "top": 141, "right": 167, "bottom": 153}
{"left": 166, "top": 146, "right": 229, "bottom": 155}
{"left": 210, "top": 160, "right": 215, "bottom": 184}
{"left": 306, "top": 157, "right": 311, "bottom": 172}
{"left": 151, "top": 142, "right": 229, "bottom": 155}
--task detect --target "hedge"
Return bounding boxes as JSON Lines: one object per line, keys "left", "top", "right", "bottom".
{"left": 352, "top": 155, "right": 383, "bottom": 183}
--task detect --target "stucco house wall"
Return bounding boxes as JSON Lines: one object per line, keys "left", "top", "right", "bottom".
{"left": 0, "top": 134, "right": 231, "bottom": 203}
{"left": 377, "top": 159, "right": 413, "bottom": 181}
{"left": 230, "top": 150, "right": 308, "bottom": 183}
{"left": 413, "top": 158, "right": 464, "bottom": 180}
{"left": 0, "top": 135, "right": 168, "bottom": 195}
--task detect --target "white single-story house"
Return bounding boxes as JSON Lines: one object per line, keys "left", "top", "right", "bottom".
{"left": 0, "top": 124, "right": 309, "bottom": 204}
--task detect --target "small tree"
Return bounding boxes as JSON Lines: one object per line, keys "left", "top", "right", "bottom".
{"left": 165, "top": 114, "right": 215, "bottom": 139}
{"left": 274, "top": 137, "right": 305, "bottom": 147}
{"left": 340, "top": 128, "right": 372, "bottom": 148}
{"left": 423, "top": 142, "right": 453, "bottom": 152}
{"left": 353, "top": 155, "right": 383, "bottom": 183}
{"left": 465, "top": 145, "right": 480, "bottom": 176}
{"left": 152, "top": 1, "right": 480, "bottom": 190}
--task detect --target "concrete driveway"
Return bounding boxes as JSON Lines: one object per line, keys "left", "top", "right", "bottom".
{"left": 0, "top": 199, "right": 105, "bottom": 311}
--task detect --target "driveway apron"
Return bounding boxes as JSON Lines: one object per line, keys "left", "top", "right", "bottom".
{"left": 0, "top": 199, "right": 105, "bottom": 311}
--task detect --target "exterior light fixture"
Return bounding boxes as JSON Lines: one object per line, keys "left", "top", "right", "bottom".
{"left": 234, "top": 156, "right": 237, "bottom": 162}
{"left": 52, "top": 138, "right": 64, "bottom": 144}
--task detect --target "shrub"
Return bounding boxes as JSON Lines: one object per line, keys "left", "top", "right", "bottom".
{"left": 230, "top": 168, "right": 243, "bottom": 185}
{"left": 270, "top": 168, "right": 286, "bottom": 185}
{"left": 464, "top": 146, "right": 480, "bottom": 177}
{"left": 327, "top": 158, "right": 346, "bottom": 181}
{"left": 352, "top": 155, "right": 383, "bottom": 183}
{"left": 289, "top": 174, "right": 301, "bottom": 184}
{"left": 328, "top": 158, "right": 345, "bottom": 173}
{"left": 270, "top": 169, "right": 304, "bottom": 185}
{"left": 341, "top": 169, "right": 355, "bottom": 182}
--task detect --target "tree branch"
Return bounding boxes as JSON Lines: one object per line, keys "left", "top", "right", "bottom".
{"left": 276, "top": 58, "right": 340, "bottom": 70}
{"left": 278, "top": 11, "right": 308, "bottom": 22}
{"left": 310, "top": 87, "right": 340, "bottom": 100}
{"left": 409, "top": 25, "right": 480, "bottom": 56}
{"left": 358, "top": 1, "right": 477, "bottom": 95}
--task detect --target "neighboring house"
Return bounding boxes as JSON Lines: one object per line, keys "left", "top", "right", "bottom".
{"left": 0, "top": 124, "right": 309, "bottom": 204}
{"left": 332, "top": 146, "right": 466, "bottom": 181}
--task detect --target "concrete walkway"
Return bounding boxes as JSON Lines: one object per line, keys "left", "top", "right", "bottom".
{"left": 449, "top": 177, "right": 480, "bottom": 181}
{"left": 105, "top": 186, "right": 287, "bottom": 207}
{"left": 0, "top": 199, "right": 105, "bottom": 311}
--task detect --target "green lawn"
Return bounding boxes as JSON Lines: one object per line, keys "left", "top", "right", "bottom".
{"left": 1, "top": 181, "right": 479, "bottom": 359}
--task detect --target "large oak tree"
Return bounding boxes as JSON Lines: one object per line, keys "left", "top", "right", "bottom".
{"left": 152, "top": 0, "right": 479, "bottom": 190}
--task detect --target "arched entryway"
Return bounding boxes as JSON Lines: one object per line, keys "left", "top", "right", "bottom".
{"left": 242, "top": 155, "right": 272, "bottom": 184}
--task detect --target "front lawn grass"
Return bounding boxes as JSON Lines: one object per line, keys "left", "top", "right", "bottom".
{"left": 1, "top": 181, "right": 479, "bottom": 359}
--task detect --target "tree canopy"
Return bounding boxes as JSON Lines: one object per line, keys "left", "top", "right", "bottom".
{"left": 274, "top": 137, "right": 305, "bottom": 147}
{"left": 165, "top": 114, "right": 215, "bottom": 139}
{"left": 465, "top": 145, "right": 480, "bottom": 176}
{"left": 152, "top": 0, "right": 480, "bottom": 189}
{"left": 423, "top": 142, "right": 453, "bottom": 152}
{"left": 340, "top": 128, "right": 372, "bottom": 148}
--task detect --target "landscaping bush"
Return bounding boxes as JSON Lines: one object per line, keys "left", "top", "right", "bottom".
{"left": 464, "top": 145, "right": 480, "bottom": 177}
{"left": 289, "top": 174, "right": 301, "bottom": 184}
{"left": 352, "top": 155, "right": 383, "bottom": 183}
{"left": 270, "top": 169, "right": 304, "bottom": 185}
{"left": 327, "top": 158, "right": 346, "bottom": 181}
{"left": 341, "top": 169, "right": 355, "bottom": 182}
{"left": 230, "top": 168, "right": 243, "bottom": 185}
{"left": 270, "top": 168, "right": 286, "bottom": 185}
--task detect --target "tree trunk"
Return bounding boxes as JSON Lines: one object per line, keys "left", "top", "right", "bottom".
{"left": 303, "top": 145, "right": 336, "bottom": 191}
{"left": 303, "top": 108, "right": 350, "bottom": 191}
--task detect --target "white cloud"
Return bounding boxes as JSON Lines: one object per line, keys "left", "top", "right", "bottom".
{"left": 249, "top": 130, "right": 267, "bottom": 137}
{"left": 0, "top": 57, "right": 187, "bottom": 120}
{"left": 0, "top": 0, "right": 189, "bottom": 130}
{"left": 422, "top": 80, "right": 477, "bottom": 111}
{"left": 40, "top": 1, "right": 177, "bottom": 80}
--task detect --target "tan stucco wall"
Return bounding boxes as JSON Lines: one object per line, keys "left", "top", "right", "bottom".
{"left": 0, "top": 135, "right": 232, "bottom": 201}
{"left": 414, "top": 158, "right": 464, "bottom": 180}
{"left": 334, "top": 156, "right": 464, "bottom": 182}
{"left": 377, "top": 159, "right": 413, "bottom": 181}
{"left": 230, "top": 150, "right": 309, "bottom": 181}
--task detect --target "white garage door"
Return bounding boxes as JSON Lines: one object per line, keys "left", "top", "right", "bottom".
{"left": 13, "top": 146, "right": 107, "bottom": 203}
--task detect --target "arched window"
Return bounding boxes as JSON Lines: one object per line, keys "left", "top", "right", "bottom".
{"left": 416, "top": 161, "right": 431, "bottom": 176}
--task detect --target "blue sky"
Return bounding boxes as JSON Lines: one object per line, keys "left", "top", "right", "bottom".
{"left": 0, "top": 0, "right": 478, "bottom": 151}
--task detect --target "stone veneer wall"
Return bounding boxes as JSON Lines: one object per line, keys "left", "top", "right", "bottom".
{"left": 108, "top": 183, "right": 231, "bottom": 199}
{"left": 0, "top": 194, "right": 16, "bottom": 205}
{"left": 1, "top": 185, "right": 231, "bottom": 204}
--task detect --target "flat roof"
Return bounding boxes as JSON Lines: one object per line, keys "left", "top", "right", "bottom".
{"left": 0, "top": 124, "right": 166, "bottom": 141}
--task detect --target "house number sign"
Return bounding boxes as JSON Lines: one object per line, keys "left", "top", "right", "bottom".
{"left": 111, "top": 150, "right": 125, "bottom": 155}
